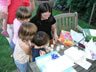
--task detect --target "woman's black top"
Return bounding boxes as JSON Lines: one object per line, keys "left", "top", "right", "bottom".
{"left": 30, "top": 16, "right": 56, "bottom": 39}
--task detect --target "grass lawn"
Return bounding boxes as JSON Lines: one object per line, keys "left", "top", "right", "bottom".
{"left": 0, "top": 6, "right": 95, "bottom": 72}
{"left": 0, "top": 30, "right": 16, "bottom": 72}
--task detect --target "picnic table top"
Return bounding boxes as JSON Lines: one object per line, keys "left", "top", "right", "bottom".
{"left": 29, "top": 43, "right": 96, "bottom": 72}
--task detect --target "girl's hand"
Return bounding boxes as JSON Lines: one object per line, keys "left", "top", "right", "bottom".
{"left": 20, "top": 40, "right": 32, "bottom": 55}
{"left": 39, "top": 50, "right": 46, "bottom": 56}
{"left": 23, "top": 40, "right": 30, "bottom": 46}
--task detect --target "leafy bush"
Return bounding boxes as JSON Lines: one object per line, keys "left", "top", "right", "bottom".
{"left": 55, "top": 0, "right": 96, "bottom": 25}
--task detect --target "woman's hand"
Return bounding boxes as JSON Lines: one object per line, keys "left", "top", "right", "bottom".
{"left": 53, "top": 34, "right": 58, "bottom": 44}
{"left": 52, "top": 24, "right": 58, "bottom": 44}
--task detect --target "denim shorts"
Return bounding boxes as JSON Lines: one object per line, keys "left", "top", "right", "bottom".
{"left": 10, "top": 41, "right": 15, "bottom": 52}
{"left": 15, "top": 61, "right": 29, "bottom": 72}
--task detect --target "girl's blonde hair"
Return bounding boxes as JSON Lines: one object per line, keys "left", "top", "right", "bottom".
{"left": 18, "top": 22, "right": 37, "bottom": 41}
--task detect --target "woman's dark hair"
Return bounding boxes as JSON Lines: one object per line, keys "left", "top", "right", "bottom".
{"left": 16, "top": 6, "right": 32, "bottom": 20}
{"left": 36, "top": 3, "right": 52, "bottom": 20}
{"left": 32, "top": 31, "right": 49, "bottom": 46}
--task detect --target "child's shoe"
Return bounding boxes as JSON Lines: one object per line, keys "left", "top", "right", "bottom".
{"left": 0, "top": 24, "right": 2, "bottom": 29}
{"left": 1, "top": 31, "right": 9, "bottom": 37}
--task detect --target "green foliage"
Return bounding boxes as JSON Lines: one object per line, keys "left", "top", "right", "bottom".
{"left": 0, "top": 30, "right": 16, "bottom": 72}
{"left": 55, "top": 0, "right": 96, "bottom": 25}
{"left": 78, "top": 20, "right": 96, "bottom": 29}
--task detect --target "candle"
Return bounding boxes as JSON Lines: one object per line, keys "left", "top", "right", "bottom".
{"left": 60, "top": 45, "right": 64, "bottom": 50}
{"left": 51, "top": 44, "right": 54, "bottom": 49}
{"left": 56, "top": 46, "right": 60, "bottom": 52}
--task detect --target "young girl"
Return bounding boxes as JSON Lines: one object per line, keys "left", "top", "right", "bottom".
{"left": 0, "top": 0, "right": 11, "bottom": 37}
{"left": 30, "top": 3, "right": 58, "bottom": 43}
{"left": 7, "top": 0, "right": 35, "bottom": 43}
{"left": 13, "top": 22, "right": 37, "bottom": 72}
{"left": 10, "top": 6, "right": 32, "bottom": 52}
{"left": 31, "top": 31, "right": 49, "bottom": 62}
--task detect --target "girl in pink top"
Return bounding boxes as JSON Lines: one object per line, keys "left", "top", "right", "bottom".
{"left": 10, "top": 6, "right": 32, "bottom": 52}
{"left": 7, "top": 0, "right": 35, "bottom": 43}
{"left": 0, "top": 0, "right": 11, "bottom": 37}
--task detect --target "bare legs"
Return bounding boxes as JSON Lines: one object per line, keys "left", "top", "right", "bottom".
{"left": 0, "top": 12, "right": 9, "bottom": 37}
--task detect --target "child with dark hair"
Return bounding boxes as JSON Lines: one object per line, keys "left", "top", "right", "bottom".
{"left": 10, "top": 6, "right": 32, "bottom": 52}
{"left": 30, "top": 3, "right": 58, "bottom": 43}
{"left": 31, "top": 31, "right": 49, "bottom": 62}
{"left": 13, "top": 22, "right": 37, "bottom": 72}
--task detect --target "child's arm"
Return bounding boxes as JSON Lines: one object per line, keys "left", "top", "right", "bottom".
{"left": 39, "top": 50, "right": 46, "bottom": 56}
{"left": 19, "top": 40, "right": 32, "bottom": 55}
